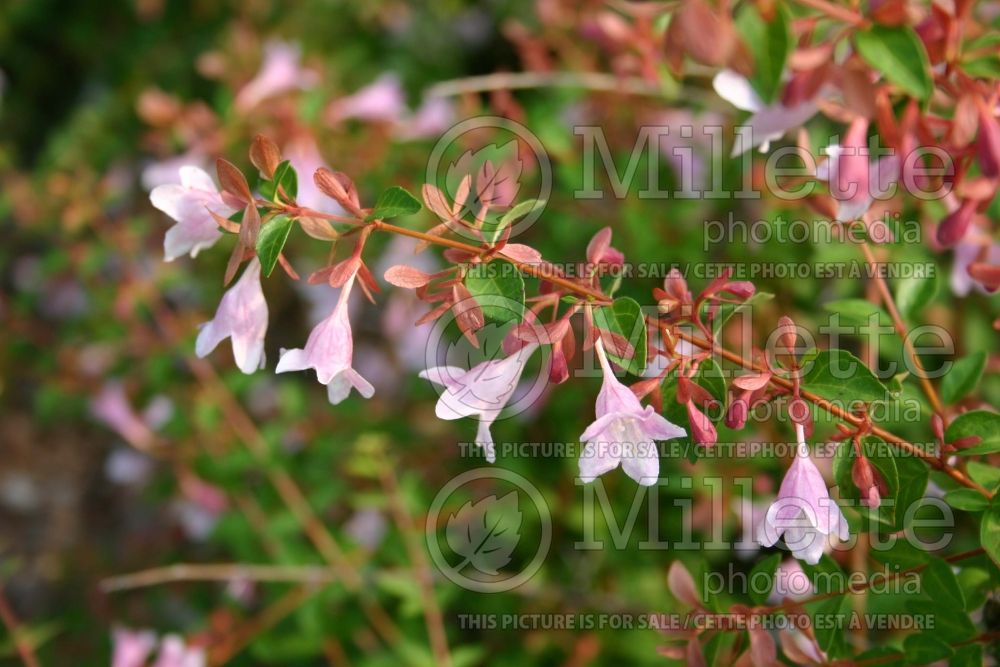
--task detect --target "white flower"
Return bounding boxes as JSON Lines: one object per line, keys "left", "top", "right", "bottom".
{"left": 150, "top": 166, "right": 234, "bottom": 261}
{"left": 195, "top": 258, "right": 268, "bottom": 374}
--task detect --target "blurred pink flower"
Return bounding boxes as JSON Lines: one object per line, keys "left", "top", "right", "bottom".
{"left": 150, "top": 166, "right": 234, "bottom": 261}
{"left": 327, "top": 74, "right": 406, "bottom": 124}
{"left": 713, "top": 69, "right": 819, "bottom": 155}
{"left": 283, "top": 135, "right": 346, "bottom": 215}
{"left": 396, "top": 96, "right": 455, "bottom": 139}
{"left": 420, "top": 344, "right": 539, "bottom": 462}
{"left": 151, "top": 635, "right": 205, "bottom": 667}
{"left": 578, "top": 339, "right": 686, "bottom": 486}
{"left": 112, "top": 627, "right": 156, "bottom": 667}
{"left": 276, "top": 269, "right": 374, "bottom": 405}
{"left": 952, "top": 230, "right": 1000, "bottom": 295}
{"left": 195, "top": 258, "right": 268, "bottom": 374}
{"left": 769, "top": 559, "right": 814, "bottom": 603}
{"left": 91, "top": 382, "right": 155, "bottom": 451}
{"left": 141, "top": 153, "right": 208, "bottom": 191}
{"left": 234, "top": 41, "right": 318, "bottom": 112}
{"left": 758, "top": 424, "right": 848, "bottom": 564}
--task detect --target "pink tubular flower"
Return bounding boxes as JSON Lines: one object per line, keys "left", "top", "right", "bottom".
{"left": 327, "top": 73, "right": 407, "bottom": 124}
{"left": 151, "top": 635, "right": 205, "bottom": 667}
{"left": 276, "top": 270, "right": 374, "bottom": 405}
{"left": 195, "top": 258, "right": 268, "bottom": 374}
{"left": 758, "top": 424, "right": 849, "bottom": 564}
{"left": 712, "top": 69, "right": 820, "bottom": 155}
{"left": 149, "top": 166, "right": 234, "bottom": 261}
{"left": 578, "top": 339, "right": 687, "bottom": 486}
{"left": 419, "top": 344, "right": 539, "bottom": 463}
{"left": 234, "top": 41, "right": 318, "bottom": 112}
{"left": 111, "top": 627, "right": 156, "bottom": 667}
{"left": 91, "top": 382, "right": 155, "bottom": 450}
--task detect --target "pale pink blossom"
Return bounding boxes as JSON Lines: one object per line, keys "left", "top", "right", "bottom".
{"left": 396, "top": 96, "right": 455, "bottom": 140}
{"left": 195, "top": 258, "right": 268, "bottom": 374}
{"left": 713, "top": 69, "right": 820, "bottom": 155}
{"left": 149, "top": 166, "right": 234, "bottom": 261}
{"left": 816, "top": 129, "right": 901, "bottom": 223}
{"left": 276, "top": 270, "right": 374, "bottom": 405}
{"left": 952, "top": 230, "right": 1000, "bottom": 296}
{"left": 758, "top": 424, "right": 849, "bottom": 564}
{"left": 578, "top": 339, "right": 686, "bottom": 486}
{"left": 419, "top": 344, "right": 539, "bottom": 462}
{"left": 91, "top": 382, "right": 155, "bottom": 450}
{"left": 327, "top": 74, "right": 407, "bottom": 124}
{"left": 234, "top": 41, "right": 318, "bottom": 112}
{"left": 151, "top": 635, "right": 205, "bottom": 667}
{"left": 141, "top": 152, "right": 209, "bottom": 191}
{"left": 283, "top": 135, "right": 346, "bottom": 215}
{"left": 111, "top": 627, "right": 156, "bottom": 667}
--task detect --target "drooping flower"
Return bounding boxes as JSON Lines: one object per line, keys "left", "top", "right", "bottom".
{"left": 578, "top": 339, "right": 687, "bottom": 486}
{"left": 276, "top": 269, "right": 374, "bottom": 405}
{"left": 952, "top": 230, "right": 1000, "bottom": 296}
{"left": 111, "top": 627, "right": 156, "bottom": 667}
{"left": 327, "top": 73, "right": 407, "bottom": 124}
{"left": 816, "top": 121, "right": 901, "bottom": 224}
{"left": 712, "top": 69, "right": 820, "bottom": 155}
{"left": 758, "top": 424, "right": 849, "bottom": 564}
{"left": 195, "top": 258, "right": 268, "bottom": 374}
{"left": 419, "top": 344, "right": 539, "bottom": 462}
{"left": 234, "top": 41, "right": 318, "bottom": 112}
{"left": 91, "top": 382, "right": 156, "bottom": 450}
{"left": 150, "top": 166, "right": 235, "bottom": 261}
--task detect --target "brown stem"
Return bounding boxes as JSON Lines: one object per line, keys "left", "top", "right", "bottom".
{"left": 858, "top": 241, "right": 946, "bottom": 417}
{"left": 378, "top": 450, "right": 452, "bottom": 667}
{"left": 673, "top": 329, "right": 993, "bottom": 498}
{"left": 100, "top": 564, "right": 338, "bottom": 592}
{"left": 208, "top": 584, "right": 319, "bottom": 666}
{"left": 0, "top": 585, "right": 41, "bottom": 667}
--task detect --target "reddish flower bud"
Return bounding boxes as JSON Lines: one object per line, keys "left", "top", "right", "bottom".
{"left": 687, "top": 401, "right": 718, "bottom": 446}
{"left": 937, "top": 198, "right": 977, "bottom": 248}
{"left": 977, "top": 101, "right": 1000, "bottom": 179}
{"left": 852, "top": 455, "right": 881, "bottom": 509}
{"left": 724, "top": 394, "right": 749, "bottom": 430}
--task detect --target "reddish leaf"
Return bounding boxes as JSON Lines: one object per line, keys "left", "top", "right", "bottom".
{"left": 250, "top": 134, "right": 281, "bottom": 178}
{"left": 385, "top": 264, "right": 432, "bottom": 288}
{"left": 216, "top": 158, "right": 252, "bottom": 204}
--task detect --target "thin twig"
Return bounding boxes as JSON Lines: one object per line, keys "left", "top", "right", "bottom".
{"left": 208, "top": 584, "right": 320, "bottom": 666}
{"left": 0, "top": 584, "right": 41, "bottom": 667}
{"left": 100, "top": 564, "right": 338, "bottom": 592}
{"left": 378, "top": 449, "right": 452, "bottom": 667}
{"left": 425, "top": 71, "right": 670, "bottom": 99}
{"left": 858, "top": 241, "right": 946, "bottom": 416}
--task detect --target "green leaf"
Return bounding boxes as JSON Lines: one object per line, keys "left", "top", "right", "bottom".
{"left": 255, "top": 214, "right": 295, "bottom": 277}
{"left": 854, "top": 25, "right": 933, "bottom": 100}
{"left": 940, "top": 351, "right": 987, "bottom": 404}
{"left": 483, "top": 199, "right": 546, "bottom": 243}
{"left": 272, "top": 160, "right": 298, "bottom": 200}
{"left": 822, "top": 298, "right": 891, "bottom": 326}
{"left": 948, "top": 410, "right": 1000, "bottom": 456}
{"left": 748, "top": 553, "right": 781, "bottom": 605}
{"left": 950, "top": 645, "right": 984, "bottom": 667}
{"left": 895, "top": 273, "right": 938, "bottom": 319}
{"left": 365, "top": 186, "right": 422, "bottom": 221}
{"left": 920, "top": 557, "right": 966, "bottom": 611}
{"left": 735, "top": 3, "right": 791, "bottom": 104}
{"left": 907, "top": 600, "right": 976, "bottom": 642}
{"left": 961, "top": 55, "right": 1000, "bottom": 78}
{"left": 801, "top": 349, "right": 890, "bottom": 404}
{"left": 463, "top": 261, "right": 525, "bottom": 325}
{"left": 892, "top": 454, "right": 930, "bottom": 532}
{"left": 944, "top": 488, "right": 990, "bottom": 512}
{"left": 710, "top": 291, "right": 773, "bottom": 336}
{"left": 982, "top": 496, "right": 1000, "bottom": 568}
{"left": 903, "top": 633, "right": 953, "bottom": 664}
{"left": 594, "top": 296, "right": 647, "bottom": 375}
{"left": 966, "top": 461, "right": 1000, "bottom": 490}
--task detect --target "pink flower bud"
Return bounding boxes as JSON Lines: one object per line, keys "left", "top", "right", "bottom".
{"left": 686, "top": 400, "right": 718, "bottom": 446}
{"left": 977, "top": 102, "right": 1000, "bottom": 179}
{"left": 724, "top": 394, "right": 749, "bottom": 430}
{"left": 937, "top": 198, "right": 977, "bottom": 248}
{"left": 832, "top": 117, "right": 870, "bottom": 220}
{"left": 852, "top": 455, "right": 881, "bottom": 509}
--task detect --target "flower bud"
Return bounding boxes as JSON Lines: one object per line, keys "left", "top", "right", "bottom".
{"left": 936, "top": 198, "right": 977, "bottom": 248}
{"left": 724, "top": 395, "right": 749, "bottom": 430}
{"left": 687, "top": 401, "right": 718, "bottom": 447}
{"left": 852, "top": 455, "right": 881, "bottom": 509}
{"left": 977, "top": 101, "right": 1000, "bottom": 179}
